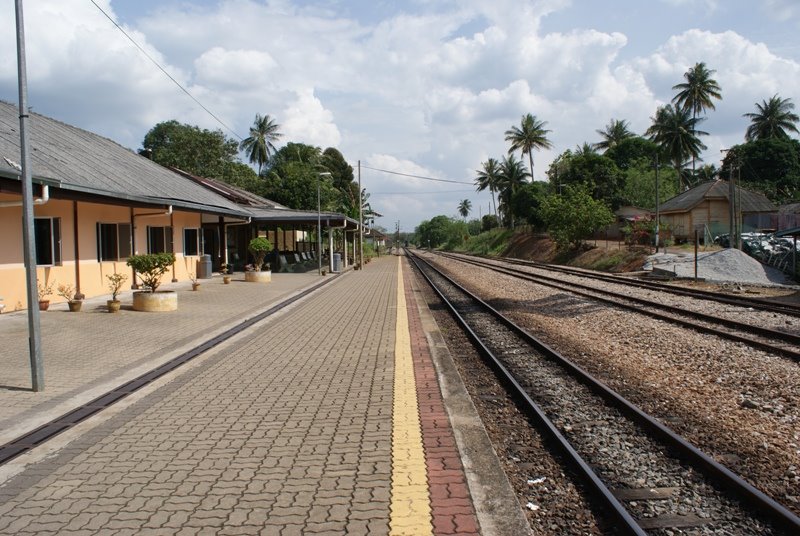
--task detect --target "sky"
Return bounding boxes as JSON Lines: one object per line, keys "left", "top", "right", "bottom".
{"left": 2, "top": 0, "right": 799, "bottom": 232}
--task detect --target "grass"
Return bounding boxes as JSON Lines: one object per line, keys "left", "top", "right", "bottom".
{"left": 457, "top": 228, "right": 515, "bottom": 256}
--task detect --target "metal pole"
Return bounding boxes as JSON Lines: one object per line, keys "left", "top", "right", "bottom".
{"left": 358, "top": 160, "right": 363, "bottom": 268}
{"left": 317, "top": 175, "right": 322, "bottom": 275}
{"left": 694, "top": 229, "right": 699, "bottom": 280}
{"left": 16, "top": 0, "right": 44, "bottom": 391}
{"left": 728, "top": 161, "right": 735, "bottom": 249}
{"left": 654, "top": 154, "right": 660, "bottom": 253}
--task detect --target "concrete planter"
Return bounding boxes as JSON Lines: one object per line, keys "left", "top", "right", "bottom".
{"left": 67, "top": 300, "right": 83, "bottom": 312}
{"left": 107, "top": 300, "right": 121, "bottom": 313}
{"left": 132, "top": 291, "right": 178, "bottom": 312}
{"left": 245, "top": 270, "right": 271, "bottom": 283}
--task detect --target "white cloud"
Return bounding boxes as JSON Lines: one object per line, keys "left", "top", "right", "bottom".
{"left": 282, "top": 89, "right": 341, "bottom": 148}
{"left": 1, "top": 0, "right": 798, "bottom": 230}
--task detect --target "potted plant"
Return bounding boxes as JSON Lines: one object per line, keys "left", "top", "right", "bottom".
{"left": 37, "top": 279, "right": 54, "bottom": 311}
{"left": 57, "top": 283, "right": 83, "bottom": 312}
{"left": 221, "top": 264, "right": 232, "bottom": 284}
{"left": 245, "top": 237, "right": 273, "bottom": 283}
{"left": 106, "top": 272, "right": 128, "bottom": 313}
{"left": 189, "top": 272, "right": 200, "bottom": 291}
{"left": 126, "top": 253, "right": 178, "bottom": 312}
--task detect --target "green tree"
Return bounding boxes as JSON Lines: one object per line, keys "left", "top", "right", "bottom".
{"left": 541, "top": 185, "right": 615, "bottom": 250}
{"left": 620, "top": 158, "right": 679, "bottom": 209}
{"left": 497, "top": 154, "right": 530, "bottom": 227}
{"left": 475, "top": 158, "right": 501, "bottom": 216}
{"left": 415, "top": 215, "right": 457, "bottom": 249}
{"left": 722, "top": 138, "right": 800, "bottom": 202}
{"left": 240, "top": 114, "right": 282, "bottom": 175}
{"left": 504, "top": 113, "right": 553, "bottom": 178}
{"left": 142, "top": 120, "right": 240, "bottom": 179}
{"left": 509, "top": 181, "right": 549, "bottom": 229}
{"left": 672, "top": 62, "right": 722, "bottom": 180}
{"left": 594, "top": 119, "right": 636, "bottom": 152}
{"left": 604, "top": 136, "right": 662, "bottom": 171}
{"left": 646, "top": 104, "right": 707, "bottom": 190}
{"left": 457, "top": 199, "right": 472, "bottom": 221}
{"left": 744, "top": 94, "right": 800, "bottom": 142}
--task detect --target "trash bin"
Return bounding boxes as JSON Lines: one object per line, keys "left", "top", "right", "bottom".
{"left": 197, "top": 254, "right": 212, "bottom": 279}
{"left": 332, "top": 253, "right": 342, "bottom": 273}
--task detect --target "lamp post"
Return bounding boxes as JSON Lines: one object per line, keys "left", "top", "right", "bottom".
{"left": 318, "top": 172, "right": 331, "bottom": 275}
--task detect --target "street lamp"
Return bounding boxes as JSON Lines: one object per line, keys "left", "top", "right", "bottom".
{"left": 318, "top": 172, "right": 331, "bottom": 275}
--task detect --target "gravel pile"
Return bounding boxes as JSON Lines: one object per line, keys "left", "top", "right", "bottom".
{"left": 644, "top": 248, "right": 795, "bottom": 286}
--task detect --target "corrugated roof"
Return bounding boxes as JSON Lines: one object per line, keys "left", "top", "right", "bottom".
{"left": 0, "top": 101, "right": 248, "bottom": 216}
{"left": 659, "top": 180, "right": 775, "bottom": 214}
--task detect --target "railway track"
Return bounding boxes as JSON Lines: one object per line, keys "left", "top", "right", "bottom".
{"left": 432, "top": 251, "right": 800, "bottom": 362}
{"left": 407, "top": 249, "right": 800, "bottom": 535}
{"left": 458, "top": 251, "right": 800, "bottom": 318}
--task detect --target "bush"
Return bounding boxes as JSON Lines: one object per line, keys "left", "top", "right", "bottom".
{"left": 248, "top": 237, "right": 273, "bottom": 271}
{"left": 127, "top": 253, "right": 175, "bottom": 292}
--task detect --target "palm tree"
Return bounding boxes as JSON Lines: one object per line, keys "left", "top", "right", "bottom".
{"left": 672, "top": 62, "right": 721, "bottom": 177}
{"left": 240, "top": 113, "right": 282, "bottom": 175}
{"left": 574, "top": 142, "right": 597, "bottom": 157}
{"left": 744, "top": 94, "right": 800, "bottom": 141}
{"left": 504, "top": 113, "right": 553, "bottom": 179}
{"left": 475, "top": 158, "right": 501, "bottom": 217}
{"left": 457, "top": 199, "right": 472, "bottom": 221}
{"left": 497, "top": 154, "right": 530, "bottom": 227}
{"left": 594, "top": 119, "right": 635, "bottom": 152}
{"left": 646, "top": 104, "right": 707, "bottom": 190}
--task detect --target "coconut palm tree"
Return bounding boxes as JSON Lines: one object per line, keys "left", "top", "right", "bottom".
{"left": 594, "top": 119, "right": 635, "bottom": 152}
{"left": 240, "top": 113, "right": 283, "bottom": 175}
{"left": 457, "top": 199, "right": 472, "bottom": 221}
{"left": 744, "top": 94, "right": 800, "bottom": 141}
{"left": 504, "top": 113, "right": 553, "bottom": 179}
{"left": 646, "top": 104, "right": 707, "bottom": 191}
{"left": 672, "top": 62, "right": 721, "bottom": 179}
{"left": 497, "top": 154, "right": 530, "bottom": 227}
{"left": 574, "top": 142, "right": 597, "bottom": 157}
{"left": 475, "top": 158, "right": 501, "bottom": 217}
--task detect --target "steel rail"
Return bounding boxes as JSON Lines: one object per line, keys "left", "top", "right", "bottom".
{"left": 408, "top": 249, "right": 800, "bottom": 533}
{"left": 406, "top": 251, "right": 646, "bottom": 535}
{"left": 436, "top": 251, "right": 800, "bottom": 361}
{"left": 0, "top": 275, "right": 340, "bottom": 466}
{"left": 461, "top": 251, "right": 800, "bottom": 318}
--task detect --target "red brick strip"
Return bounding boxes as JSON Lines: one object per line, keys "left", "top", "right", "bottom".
{"left": 403, "top": 264, "right": 482, "bottom": 536}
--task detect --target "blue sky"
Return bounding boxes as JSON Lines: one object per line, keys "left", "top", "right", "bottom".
{"left": 2, "top": 0, "right": 799, "bottom": 230}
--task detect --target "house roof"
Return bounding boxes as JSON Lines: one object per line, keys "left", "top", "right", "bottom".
{"left": 172, "top": 167, "right": 359, "bottom": 228}
{"left": 659, "top": 180, "right": 776, "bottom": 214}
{"left": 779, "top": 202, "right": 800, "bottom": 215}
{"left": 0, "top": 101, "right": 249, "bottom": 217}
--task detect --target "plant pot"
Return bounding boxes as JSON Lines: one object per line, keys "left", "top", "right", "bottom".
{"left": 132, "top": 290, "right": 177, "bottom": 312}
{"left": 244, "top": 270, "right": 271, "bottom": 283}
{"left": 38, "top": 300, "right": 49, "bottom": 311}
{"left": 223, "top": 275, "right": 231, "bottom": 284}
{"left": 192, "top": 283, "right": 201, "bottom": 291}
{"left": 107, "top": 299, "right": 121, "bottom": 313}
{"left": 68, "top": 300, "right": 82, "bottom": 312}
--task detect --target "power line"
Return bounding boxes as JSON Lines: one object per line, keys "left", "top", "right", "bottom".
{"left": 371, "top": 189, "right": 476, "bottom": 195}
{"left": 361, "top": 164, "right": 473, "bottom": 185}
{"left": 88, "top": 0, "right": 243, "bottom": 141}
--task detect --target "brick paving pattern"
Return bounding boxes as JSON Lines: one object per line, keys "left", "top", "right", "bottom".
{"left": 403, "top": 261, "right": 482, "bottom": 536}
{"left": 0, "top": 262, "right": 397, "bottom": 535}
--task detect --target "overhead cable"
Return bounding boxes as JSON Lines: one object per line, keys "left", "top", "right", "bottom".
{"left": 361, "top": 164, "right": 473, "bottom": 185}
{"left": 88, "top": 0, "right": 243, "bottom": 141}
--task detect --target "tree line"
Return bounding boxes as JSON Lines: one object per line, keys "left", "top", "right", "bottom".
{"left": 418, "top": 62, "right": 799, "bottom": 250}
{"left": 139, "top": 115, "right": 367, "bottom": 221}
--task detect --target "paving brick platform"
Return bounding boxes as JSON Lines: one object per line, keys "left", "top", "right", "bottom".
{"left": 0, "top": 256, "right": 528, "bottom": 535}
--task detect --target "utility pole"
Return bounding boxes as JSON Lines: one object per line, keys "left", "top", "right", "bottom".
{"left": 16, "top": 0, "right": 44, "bottom": 391}
{"left": 358, "top": 160, "right": 363, "bottom": 268}
{"left": 654, "top": 153, "right": 660, "bottom": 253}
{"left": 728, "top": 157, "right": 736, "bottom": 249}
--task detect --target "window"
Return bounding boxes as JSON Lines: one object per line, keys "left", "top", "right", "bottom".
{"left": 97, "top": 223, "right": 132, "bottom": 261}
{"left": 147, "top": 226, "right": 173, "bottom": 254}
{"left": 183, "top": 228, "right": 201, "bottom": 256}
{"left": 34, "top": 217, "right": 61, "bottom": 265}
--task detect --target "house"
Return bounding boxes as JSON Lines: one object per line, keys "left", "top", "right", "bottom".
{"left": 173, "top": 170, "right": 360, "bottom": 272}
{"left": 657, "top": 180, "right": 776, "bottom": 242}
{"left": 777, "top": 202, "right": 800, "bottom": 231}
{"left": 1, "top": 102, "right": 312, "bottom": 311}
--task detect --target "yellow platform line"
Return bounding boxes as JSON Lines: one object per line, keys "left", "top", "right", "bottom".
{"left": 390, "top": 257, "right": 433, "bottom": 536}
